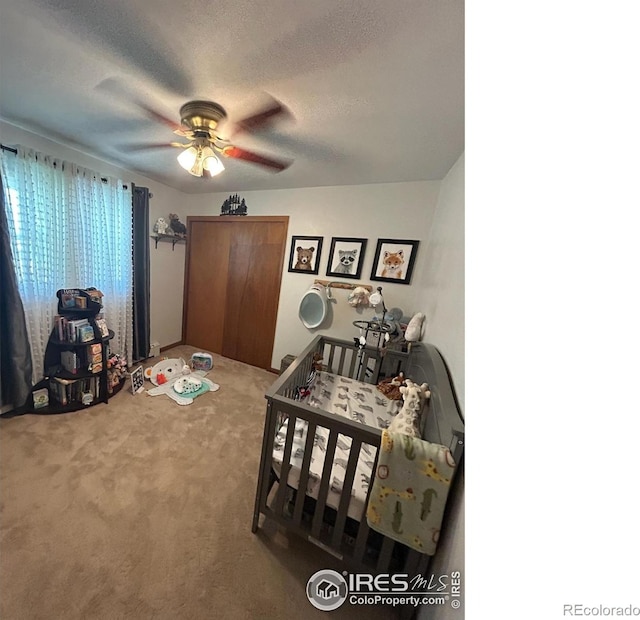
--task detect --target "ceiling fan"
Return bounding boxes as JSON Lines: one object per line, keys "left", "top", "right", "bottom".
{"left": 129, "top": 97, "right": 292, "bottom": 177}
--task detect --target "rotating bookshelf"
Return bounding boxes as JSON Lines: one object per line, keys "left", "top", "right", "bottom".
{"left": 28, "top": 288, "right": 124, "bottom": 414}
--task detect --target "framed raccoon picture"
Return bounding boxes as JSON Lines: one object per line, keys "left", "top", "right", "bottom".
{"left": 370, "top": 238, "right": 420, "bottom": 285}
{"left": 326, "top": 237, "right": 368, "bottom": 280}
{"left": 288, "top": 235, "right": 323, "bottom": 274}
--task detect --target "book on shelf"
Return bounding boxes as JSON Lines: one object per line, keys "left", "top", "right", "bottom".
{"left": 33, "top": 387, "right": 49, "bottom": 409}
{"left": 78, "top": 324, "right": 95, "bottom": 343}
{"left": 60, "top": 351, "right": 79, "bottom": 374}
{"left": 73, "top": 319, "right": 89, "bottom": 341}
{"left": 60, "top": 292, "right": 77, "bottom": 308}
{"left": 95, "top": 315, "right": 109, "bottom": 338}
{"left": 49, "top": 375, "right": 100, "bottom": 406}
{"left": 56, "top": 288, "right": 104, "bottom": 313}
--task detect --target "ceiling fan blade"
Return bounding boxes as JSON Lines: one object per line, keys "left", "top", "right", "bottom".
{"left": 221, "top": 146, "right": 291, "bottom": 172}
{"left": 228, "top": 99, "right": 290, "bottom": 137}
{"left": 134, "top": 101, "right": 188, "bottom": 134}
{"left": 118, "top": 142, "right": 184, "bottom": 152}
{"left": 95, "top": 79, "right": 188, "bottom": 131}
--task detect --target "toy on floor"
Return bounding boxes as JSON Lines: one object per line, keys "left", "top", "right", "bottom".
{"left": 190, "top": 352, "right": 213, "bottom": 371}
{"left": 144, "top": 357, "right": 189, "bottom": 386}
{"left": 144, "top": 357, "right": 219, "bottom": 405}
{"left": 107, "top": 353, "right": 128, "bottom": 392}
{"left": 130, "top": 366, "right": 145, "bottom": 394}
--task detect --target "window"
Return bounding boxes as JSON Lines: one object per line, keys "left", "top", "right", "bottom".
{"left": 1, "top": 147, "right": 133, "bottom": 382}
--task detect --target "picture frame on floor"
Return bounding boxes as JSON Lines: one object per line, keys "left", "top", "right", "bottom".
{"left": 130, "top": 366, "right": 145, "bottom": 394}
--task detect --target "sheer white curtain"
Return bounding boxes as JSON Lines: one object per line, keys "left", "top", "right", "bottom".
{"left": 1, "top": 147, "right": 133, "bottom": 383}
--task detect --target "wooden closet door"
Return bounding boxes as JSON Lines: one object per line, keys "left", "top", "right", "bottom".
{"left": 183, "top": 220, "right": 231, "bottom": 354}
{"left": 183, "top": 216, "right": 288, "bottom": 370}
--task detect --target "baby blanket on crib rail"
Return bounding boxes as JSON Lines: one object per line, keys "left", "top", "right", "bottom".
{"left": 366, "top": 430, "right": 456, "bottom": 555}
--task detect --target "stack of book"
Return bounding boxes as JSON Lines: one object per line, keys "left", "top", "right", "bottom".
{"left": 53, "top": 316, "right": 97, "bottom": 343}
{"left": 49, "top": 376, "right": 101, "bottom": 406}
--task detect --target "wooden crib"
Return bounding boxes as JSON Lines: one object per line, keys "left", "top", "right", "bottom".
{"left": 251, "top": 335, "right": 464, "bottom": 575}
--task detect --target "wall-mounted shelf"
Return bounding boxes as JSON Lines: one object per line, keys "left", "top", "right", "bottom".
{"left": 151, "top": 234, "right": 186, "bottom": 250}
{"left": 314, "top": 279, "right": 373, "bottom": 292}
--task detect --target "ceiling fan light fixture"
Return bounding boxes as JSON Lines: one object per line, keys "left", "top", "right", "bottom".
{"left": 177, "top": 146, "right": 198, "bottom": 171}
{"left": 177, "top": 142, "right": 224, "bottom": 177}
{"left": 203, "top": 153, "right": 224, "bottom": 177}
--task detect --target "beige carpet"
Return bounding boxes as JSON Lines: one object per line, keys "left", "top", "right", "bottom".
{"left": 1, "top": 346, "right": 396, "bottom": 620}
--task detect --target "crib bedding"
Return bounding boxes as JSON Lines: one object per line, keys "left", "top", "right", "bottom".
{"left": 272, "top": 371, "right": 401, "bottom": 521}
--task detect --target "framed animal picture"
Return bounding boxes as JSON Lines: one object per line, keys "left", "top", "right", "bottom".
{"left": 288, "top": 235, "right": 323, "bottom": 275}
{"left": 371, "top": 239, "right": 420, "bottom": 285}
{"left": 326, "top": 237, "right": 367, "bottom": 280}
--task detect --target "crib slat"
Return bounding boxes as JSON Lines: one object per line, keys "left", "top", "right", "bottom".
{"left": 377, "top": 535, "right": 395, "bottom": 572}
{"left": 348, "top": 349, "right": 358, "bottom": 379}
{"left": 403, "top": 548, "right": 422, "bottom": 577}
{"left": 273, "top": 413, "right": 297, "bottom": 516}
{"left": 337, "top": 347, "right": 347, "bottom": 376}
{"left": 357, "top": 351, "right": 369, "bottom": 382}
{"left": 331, "top": 437, "right": 362, "bottom": 548}
{"left": 353, "top": 514, "right": 371, "bottom": 566}
{"left": 310, "top": 431, "right": 339, "bottom": 539}
{"left": 327, "top": 344, "right": 336, "bottom": 373}
{"left": 293, "top": 421, "right": 318, "bottom": 525}
{"left": 353, "top": 441, "right": 380, "bottom": 565}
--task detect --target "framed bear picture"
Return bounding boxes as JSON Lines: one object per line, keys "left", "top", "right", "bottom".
{"left": 370, "top": 238, "right": 420, "bottom": 285}
{"left": 326, "top": 237, "right": 367, "bottom": 280}
{"left": 288, "top": 235, "right": 323, "bottom": 275}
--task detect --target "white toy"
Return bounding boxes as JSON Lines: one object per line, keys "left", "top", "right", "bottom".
{"left": 144, "top": 358, "right": 188, "bottom": 386}
{"left": 153, "top": 217, "right": 171, "bottom": 235}
{"left": 348, "top": 286, "right": 371, "bottom": 307}
{"left": 145, "top": 357, "right": 219, "bottom": 405}
{"left": 190, "top": 352, "right": 213, "bottom": 371}
{"left": 405, "top": 312, "right": 426, "bottom": 342}
{"left": 388, "top": 379, "right": 431, "bottom": 437}
{"left": 173, "top": 376, "right": 202, "bottom": 394}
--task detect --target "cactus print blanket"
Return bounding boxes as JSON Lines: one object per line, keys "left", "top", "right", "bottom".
{"left": 366, "top": 430, "right": 456, "bottom": 555}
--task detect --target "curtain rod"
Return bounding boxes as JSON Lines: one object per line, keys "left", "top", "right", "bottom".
{"left": 1, "top": 143, "right": 134, "bottom": 191}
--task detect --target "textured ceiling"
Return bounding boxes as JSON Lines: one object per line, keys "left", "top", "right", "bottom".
{"left": 0, "top": 0, "right": 464, "bottom": 194}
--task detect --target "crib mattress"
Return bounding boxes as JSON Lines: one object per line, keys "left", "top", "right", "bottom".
{"left": 272, "top": 371, "right": 401, "bottom": 521}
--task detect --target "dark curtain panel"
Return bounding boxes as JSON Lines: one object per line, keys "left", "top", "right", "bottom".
{"left": 131, "top": 185, "right": 151, "bottom": 362}
{"left": 0, "top": 172, "right": 33, "bottom": 410}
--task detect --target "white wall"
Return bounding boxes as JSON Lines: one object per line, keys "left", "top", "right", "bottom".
{"left": 184, "top": 182, "right": 441, "bottom": 369}
{"left": 416, "top": 152, "right": 464, "bottom": 620}
{"left": 416, "top": 153, "right": 465, "bottom": 411}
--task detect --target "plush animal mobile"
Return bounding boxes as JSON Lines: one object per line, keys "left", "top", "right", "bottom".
{"left": 348, "top": 286, "right": 370, "bottom": 307}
